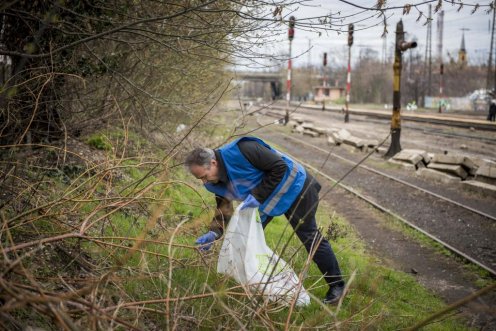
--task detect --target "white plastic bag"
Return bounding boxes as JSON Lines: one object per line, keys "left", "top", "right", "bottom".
{"left": 217, "top": 204, "right": 310, "bottom": 306}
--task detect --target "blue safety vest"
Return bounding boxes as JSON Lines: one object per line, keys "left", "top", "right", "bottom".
{"left": 205, "top": 137, "right": 306, "bottom": 216}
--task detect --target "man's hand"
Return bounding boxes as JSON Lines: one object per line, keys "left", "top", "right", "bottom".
{"left": 195, "top": 231, "right": 218, "bottom": 251}
{"left": 240, "top": 194, "right": 260, "bottom": 210}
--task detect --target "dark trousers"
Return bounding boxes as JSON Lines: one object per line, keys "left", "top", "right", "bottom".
{"left": 488, "top": 105, "right": 496, "bottom": 121}
{"left": 264, "top": 174, "right": 344, "bottom": 288}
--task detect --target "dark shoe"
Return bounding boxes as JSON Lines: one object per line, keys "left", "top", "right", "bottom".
{"left": 323, "top": 285, "right": 345, "bottom": 304}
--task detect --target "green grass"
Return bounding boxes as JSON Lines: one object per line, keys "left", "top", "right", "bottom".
{"left": 253, "top": 207, "right": 470, "bottom": 330}
{"left": 87, "top": 132, "right": 113, "bottom": 151}
{"left": 179, "top": 136, "right": 472, "bottom": 328}
{"left": 80, "top": 181, "right": 472, "bottom": 329}
{"left": 4, "top": 127, "right": 476, "bottom": 330}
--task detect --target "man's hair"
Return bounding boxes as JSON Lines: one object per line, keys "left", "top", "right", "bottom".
{"left": 185, "top": 148, "right": 215, "bottom": 169}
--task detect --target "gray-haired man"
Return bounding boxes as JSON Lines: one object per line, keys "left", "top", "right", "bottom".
{"left": 185, "top": 136, "right": 345, "bottom": 304}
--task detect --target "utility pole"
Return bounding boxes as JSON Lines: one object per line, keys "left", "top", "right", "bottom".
{"left": 323, "top": 52, "right": 328, "bottom": 86}
{"left": 285, "top": 16, "right": 295, "bottom": 125}
{"left": 345, "top": 23, "right": 353, "bottom": 123}
{"left": 424, "top": 4, "right": 432, "bottom": 100}
{"left": 437, "top": 10, "right": 444, "bottom": 112}
{"left": 487, "top": 1, "right": 496, "bottom": 91}
{"left": 322, "top": 52, "right": 327, "bottom": 110}
{"left": 385, "top": 20, "right": 417, "bottom": 158}
{"left": 306, "top": 37, "right": 312, "bottom": 102}
{"left": 408, "top": 33, "right": 413, "bottom": 81}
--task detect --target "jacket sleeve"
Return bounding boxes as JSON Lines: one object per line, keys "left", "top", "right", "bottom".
{"left": 237, "top": 140, "right": 287, "bottom": 203}
{"left": 208, "top": 195, "right": 233, "bottom": 237}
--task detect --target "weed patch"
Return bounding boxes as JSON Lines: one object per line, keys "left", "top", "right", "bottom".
{"left": 0, "top": 127, "right": 474, "bottom": 330}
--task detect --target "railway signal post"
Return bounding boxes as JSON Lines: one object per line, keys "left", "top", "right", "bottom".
{"left": 345, "top": 23, "right": 353, "bottom": 123}
{"left": 322, "top": 52, "right": 327, "bottom": 110}
{"left": 438, "top": 63, "right": 444, "bottom": 113}
{"left": 385, "top": 20, "right": 417, "bottom": 158}
{"left": 285, "top": 16, "right": 295, "bottom": 125}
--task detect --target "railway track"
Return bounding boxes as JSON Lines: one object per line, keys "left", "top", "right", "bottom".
{"left": 261, "top": 104, "right": 496, "bottom": 143}
{"left": 282, "top": 133, "right": 496, "bottom": 222}
{"left": 264, "top": 132, "right": 496, "bottom": 277}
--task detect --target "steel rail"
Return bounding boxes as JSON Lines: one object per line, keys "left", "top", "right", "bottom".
{"left": 416, "top": 127, "right": 496, "bottom": 144}
{"left": 281, "top": 133, "right": 496, "bottom": 222}
{"left": 265, "top": 102, "right": 496, "bottom": 132}
{"left": 279, "top": 110, "right": 495, "bottom": 143}
{"left": 278, "top": 148, "right": 496, "bottom": 277}
{"left": 263, "top": 104, "right": 496, "bottom": 141}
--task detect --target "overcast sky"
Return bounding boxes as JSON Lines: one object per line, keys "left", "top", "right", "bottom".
{"left": 256, "top": 0, "right": 495, "bottom": 68}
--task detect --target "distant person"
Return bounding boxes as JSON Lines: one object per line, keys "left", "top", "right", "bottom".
{"left": 185, "top": 137, "right": 346, "bottom": 304}
{"left": 489, "top": 92, "right": 496, "bottom": 122}
{"left": 438, "top": 99, "right": 447, "bottom": 113}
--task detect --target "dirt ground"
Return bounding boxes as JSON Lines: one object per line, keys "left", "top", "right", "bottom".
{"left": 244, "top": 111, "right": 496, "bottom": 329}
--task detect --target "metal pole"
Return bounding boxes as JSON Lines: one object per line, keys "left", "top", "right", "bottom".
{"left": 285, "top": 16, "right": 295, "bottom": 125}
{"left": 438, "top": 10, "right": 444, "bottom": 113}
{"left": 323, "top": 53, "right": 327, "bottom": 87}
{"left": 385, "top": 20, "right": 417, "bottom": 158}
{"left": 386, "top": 21, "right": 404, "bottom": 158}
{"left": 488, "top": 0, "right": 496, "bottom": 91}
{"left": 345, "top": 46, "right": 351, "bottom": 122}
{"left": 345, "top": 23, "right": 353, "bottom": 123}
{"left": 285, "top": 40, "right": 292, "bottom": 124}
{"left": 439, "top": 62, "right": 444, "bottom": 113}
{"left": 427, "top": 4, "right": 432, "bottom": 97}
{"left": 322, "top": 52, "right": 327, "bottom": 110}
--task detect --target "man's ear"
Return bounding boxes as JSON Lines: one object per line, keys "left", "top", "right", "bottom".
{"left": 211, "top": 159, "right": 217, "bottom": 168}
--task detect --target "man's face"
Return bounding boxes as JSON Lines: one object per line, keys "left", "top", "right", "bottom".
{"left": 190, "top": 159, "right": 220, "bottom": 184}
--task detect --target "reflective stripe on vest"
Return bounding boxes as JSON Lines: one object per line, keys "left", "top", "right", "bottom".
{"left": 261, "top": 161, "right": 299, "bottom": 215}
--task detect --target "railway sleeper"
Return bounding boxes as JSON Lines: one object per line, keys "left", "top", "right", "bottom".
{"left": 288, "top": 123, "right": 496, "bottom": 196}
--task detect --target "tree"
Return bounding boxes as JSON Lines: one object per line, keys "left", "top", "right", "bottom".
{"left": 0, "top": 0, "right": 254, "bottom": 145}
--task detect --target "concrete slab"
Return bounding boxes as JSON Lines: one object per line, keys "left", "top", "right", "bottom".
{"left": 313, "top": 127, "right": 328, "bottom": 135}
{"left": 337, "top": 128, "right": 351, "bottom": 140}
{"left": 427, "top": 162, "right": 468, "bottom": 180}
{"left": 365, "top": 139, "right": 379, "bottom": 147}
{"left": 301, "top": 122, "right": 314, "bottom": 129}
{"left": 476, "top": 160, "right": 496, "bottom": 179}
{"left": 393, "top": 150, "right": 424, "bottom": 166}
{"left": 431, "top": 154, "right": 465, "bottom": 164}
{"left": 292, "top": 126, "right": 304, "bottom": 134}
{"left": 416, "top": 168, "right": 462, "bottom": 184}
{"left": 462, "top": 180, "right": 496, "bottom": 198}
{"left": 403, "top": 149, "right": 431, "bottom": 163}
{"left": 376, "top": 146, "right": 388, "bottom": 154}
{"left": 431, "top": 154, "right": 478, "bottom": 175}
{"left": 343, "top": 136, "right": 364, "bottom": 148}
{"left": 330, "top": 131, "right": 343, "bottom": 144}
{"left": 303, "top": 129, "right": 319, "bottom": 137}
{"left": 327, "top": 135, "right": 338, "bottom": 145}
{"left": 463, "top": 158, "right": 478, "bottom": 176}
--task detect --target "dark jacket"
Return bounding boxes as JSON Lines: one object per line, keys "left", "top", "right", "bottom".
{"left": 208, "top": 138, "right": 305, "bottom": 236}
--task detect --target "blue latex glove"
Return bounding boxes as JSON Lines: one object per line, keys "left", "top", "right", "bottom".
{"left": 260, "top": 213, "right": 268, "bottom": 223}
{"left": 195, "top": 231, "right": 218, "bottom": 251}
{"left": 241, "top": 194, "right": 260, "bottom": 210}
